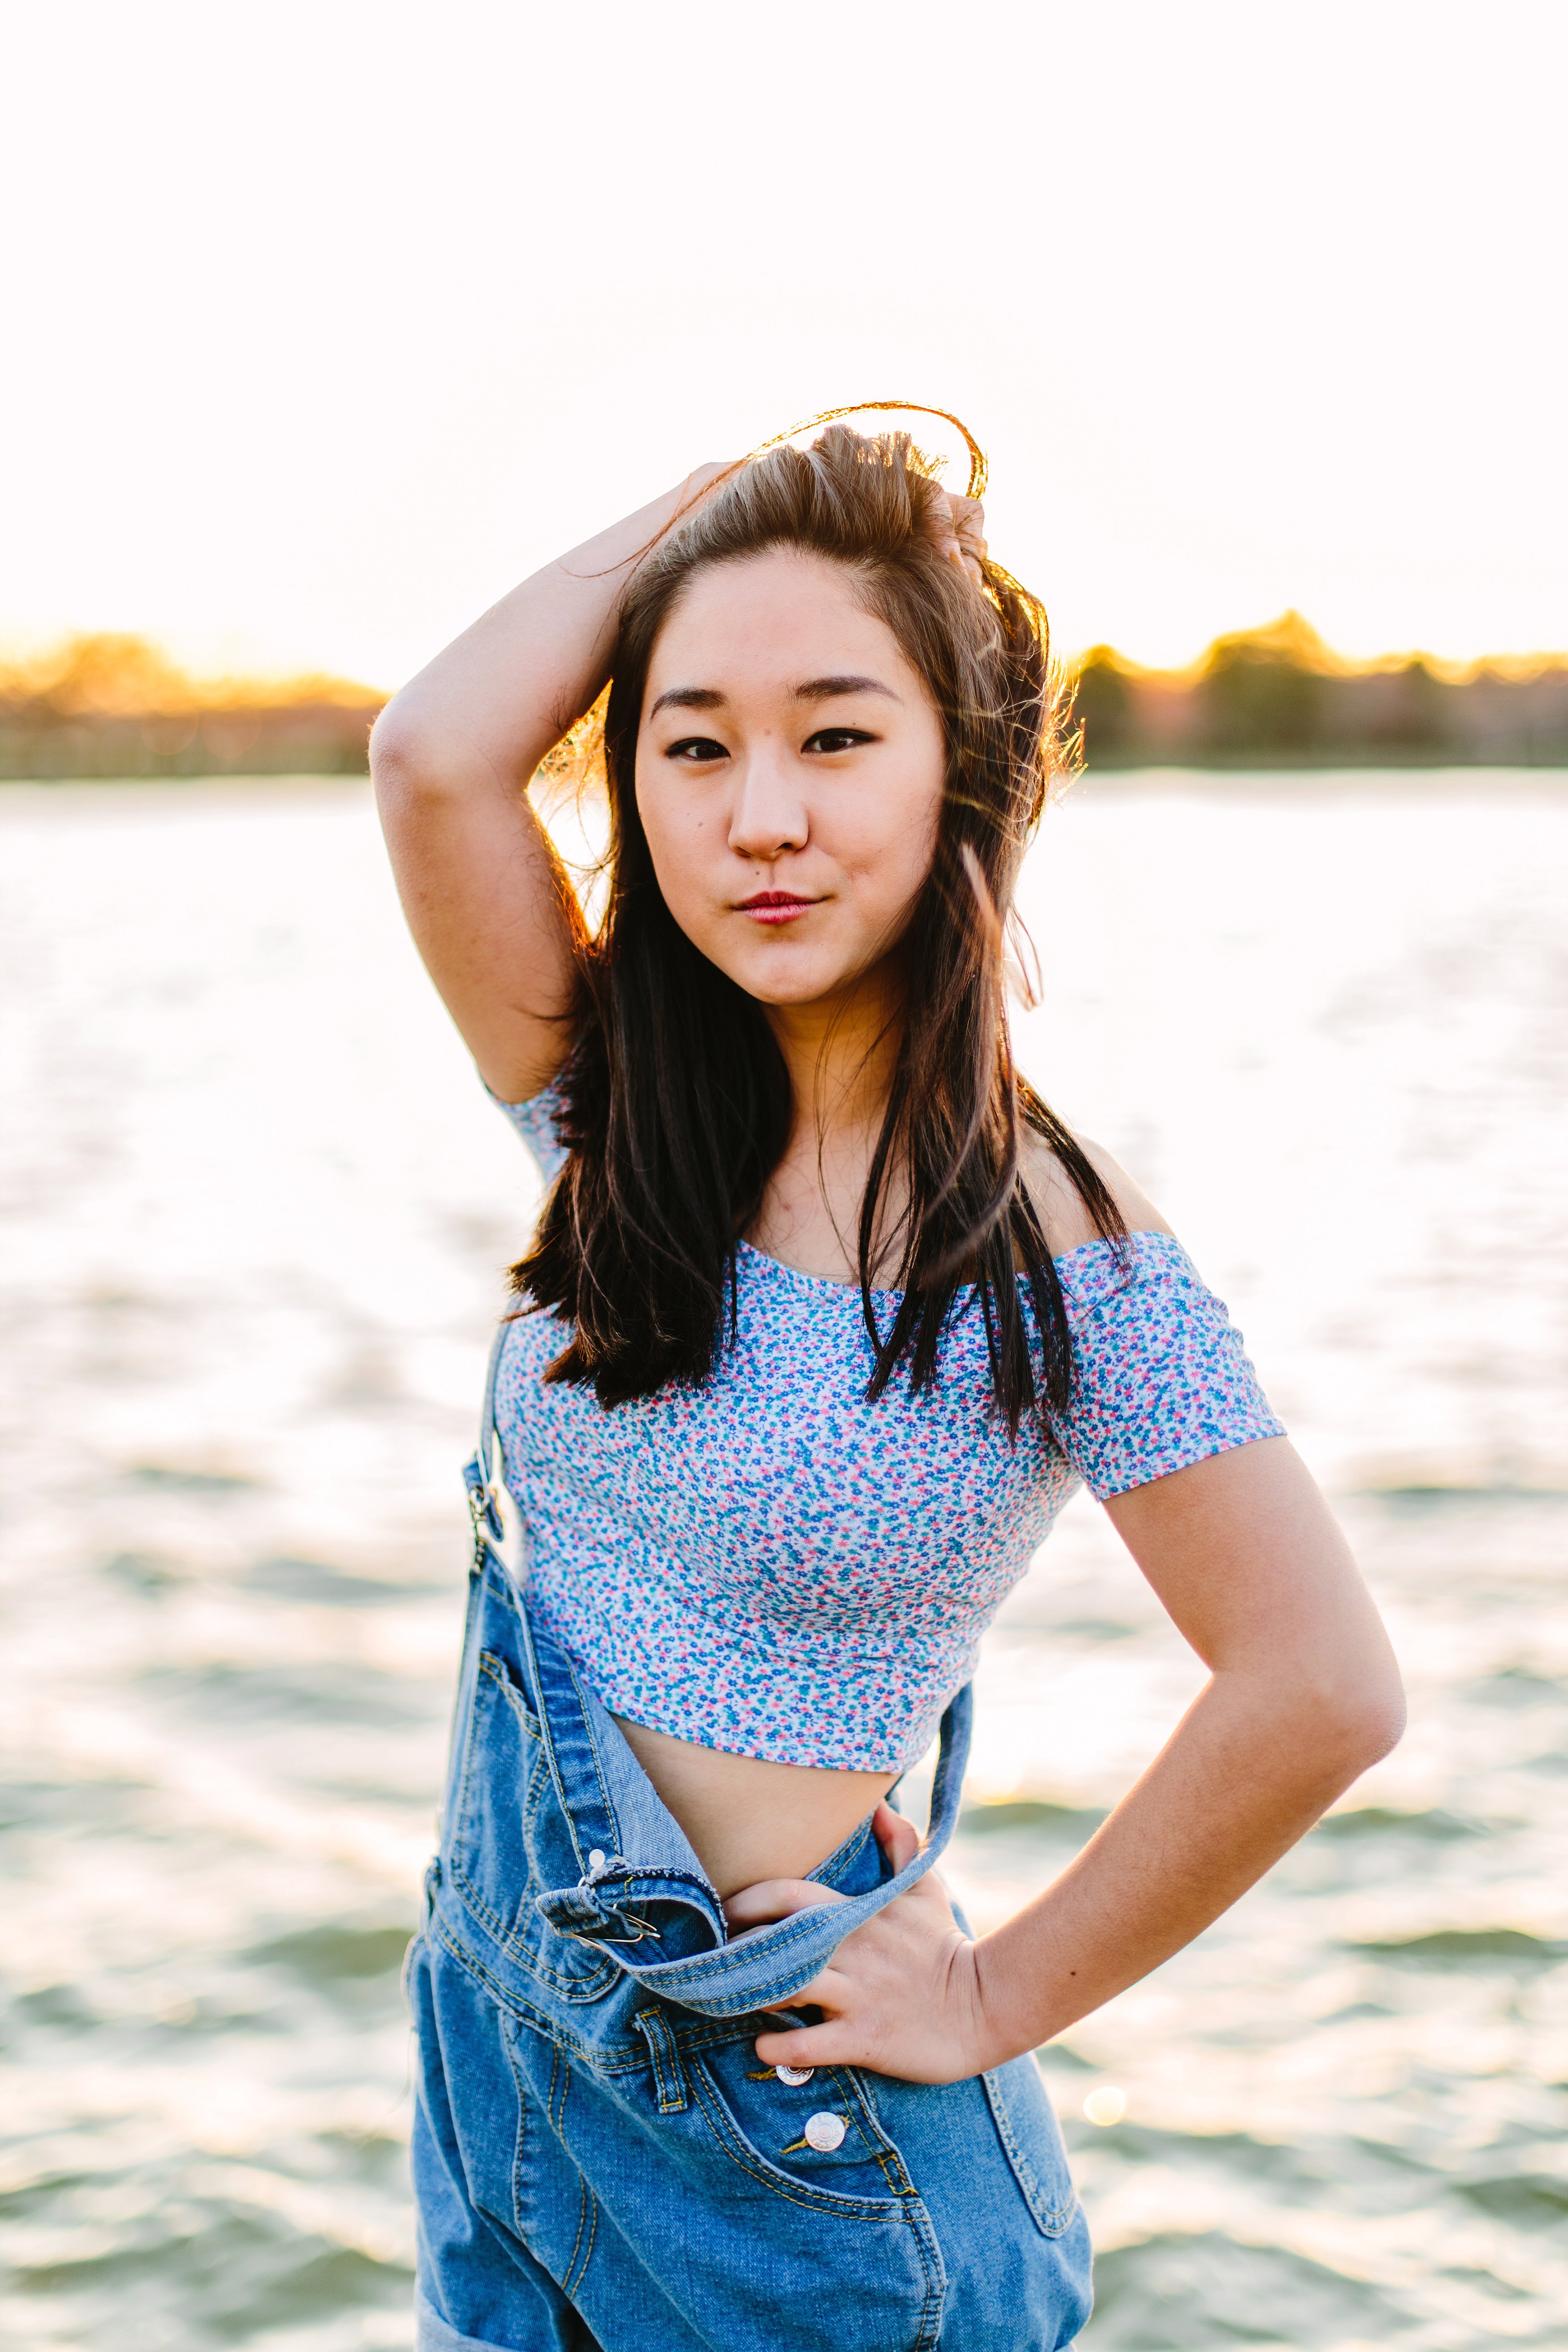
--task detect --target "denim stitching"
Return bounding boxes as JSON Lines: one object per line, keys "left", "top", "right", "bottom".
{"left": 435, "top": 1559, "right": 487, "bottom": 1851}
{"left": 449, "top": 1854, "right": 616, "bottom": 1998}
{"left": 431, "top": 1913, "right": 627, "bottom": 2074}
{"left": 448, "top": 1654, "right": 494, "bottom": 1892}
{"left": 431, "top": 1910, "right": 798, "bottom": 2077}
{"left": 836, "top": 2068, "right": 915, "bottom": 2199}
{"left": 906, "top": 2196, "right": 947, "bottom": 2352}
{"left": 806, "top": 1813, "right": 874, "bottom": 1890}
{"left": 504, "top": 1602, "right": 961, "bottom": 2003}
{"left": 431, "top": 1898, "right": 975, "bottom": 2340}
{"left": 686, "top": 2057, "right": 906, "bottom": 2223}
{"left": 499, "top": 2009, "right": 533, "bottom": 2244}
{"left": 563, "top": 1658, "right": 625, "bottom": 1861}
{"left": 522, "top": 1849, "right": 932, "bottom": 2015}
{"left": 981, "top": 2069, "right": 1078, "bottom": 2237}
{"left": 519, "top": 1592, "right": 965, "bottom": 1995}
{"left": 514, "top": 1609, "right": 618, "bottom": 1872}
{"left": 614, "top": 1796, "right": 953, "bottom": 2002}
{"left": 563, "top": 2172, "right": 597, "bottom": 2297}
{"left": 447, "top": 1658, "right": 620, "bottom": 2000}
{"left": 832, "top": 2073, "right": 946, "bottom": 2342}
{"left": 544, "top": 2055, "right": 601, "bottom": 2299}
{"left": 633, "top": 2007, "right": 689, "bottom": 2115}
{"left": 492, "top": 1667, "right": 543, "bottom": 1744}
{"left": 426, "top": 1538, "right": 1076, "bottom": 2345}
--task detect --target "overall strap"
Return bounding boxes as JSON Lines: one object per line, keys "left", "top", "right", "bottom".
{"left": 465, "top": 1309, "right": 977, "bottom": 2016}
{"left": 464, "top": 1312, "right": 527, "bottom": 1586}
{"left": 594, "top": 1680, "right": 974, "bottom": 2016}
{"left": 530, "top": 1667, "right": 976, "bottom": 2020}
{"left": 514, "top": 1594, "right": 623, "bottom": 1880}
{"left": 919, "top": 1676, "right": 971, "bottom": 1859}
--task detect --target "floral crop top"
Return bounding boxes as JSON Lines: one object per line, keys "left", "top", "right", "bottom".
{"left": 488, "top": 1083, "right": 1284, "bottom": 1771}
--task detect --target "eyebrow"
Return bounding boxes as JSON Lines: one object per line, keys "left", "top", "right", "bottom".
{"left": 648, "top": 686, "right": 724, "bottom": 717}
{"left": 648, "top": 674, "right": 900, "bottom": 719}
{"left": 795, "top": 673, "right": 900, "bottom": 705}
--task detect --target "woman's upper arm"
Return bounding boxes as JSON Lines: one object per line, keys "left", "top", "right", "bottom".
{"left": 1105, "top": 1440, "right": 1405, "bottom": 1738}
{"left": 370, "top": 704, "right": 579, "bottom": 1103}
{"left": 1042, "top": 1167, "right": 1404, "bottom": 1745}
{"left": 369, "top": 471, "right": 737, "bottom": 1100}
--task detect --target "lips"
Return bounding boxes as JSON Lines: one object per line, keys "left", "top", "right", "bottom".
{"left": 737, "top": 891, "right": 815, "bottom": 924}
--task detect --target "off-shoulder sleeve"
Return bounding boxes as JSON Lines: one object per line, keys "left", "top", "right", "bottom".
{"left": 1051, "top": 1232, "right": 1284, "bottom": 1499}
{"left": 484, "top": 1073, "right": 570, "bottom": 1181}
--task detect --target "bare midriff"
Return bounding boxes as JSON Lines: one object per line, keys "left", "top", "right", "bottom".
{"left": 612, "top": 1714, "right": 897, "bottom": 1901}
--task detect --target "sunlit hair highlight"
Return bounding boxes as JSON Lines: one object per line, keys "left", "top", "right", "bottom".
{"left": 513, "top": 422, "right": 1125, "bottom": 1428}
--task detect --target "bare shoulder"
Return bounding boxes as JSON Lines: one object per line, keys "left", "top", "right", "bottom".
{"left": 1019, "top": 1128, "right": 1174, "bottom": 1259}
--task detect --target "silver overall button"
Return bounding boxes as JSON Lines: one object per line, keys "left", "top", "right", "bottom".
{"left": 803, "top": 2111, "right": 846, "bottom": 2152}
{"left": 774, "top": 2063, "right": 814, "bottom": 2086}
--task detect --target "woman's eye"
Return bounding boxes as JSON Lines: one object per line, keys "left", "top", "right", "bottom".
{"left": 804, "top": 727, "right": 874, "bottom": 755}
{"left": 665, "top": 736, "right": 730, "bottom": 764}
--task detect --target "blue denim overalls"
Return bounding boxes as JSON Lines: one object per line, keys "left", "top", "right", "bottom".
{"left": 407, "top": 1328, "right": 1094, "bottom": 2351}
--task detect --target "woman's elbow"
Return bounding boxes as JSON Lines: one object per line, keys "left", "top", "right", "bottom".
{"left": 1240, "top": 1649, "right": 1406, "bottom": 1793}
{"left": 369, "top": 702, "right": 465, "bottom": 814}
{"left": 369, "top": 701, "right": 427, "bottom": 796}
{"left": 1313, "top": 1663, "right": 1407, "bottom": 1783}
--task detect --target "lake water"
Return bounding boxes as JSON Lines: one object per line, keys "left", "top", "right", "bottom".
{"left": 2, "top": 776, "right": 1565, "bottom": 2352}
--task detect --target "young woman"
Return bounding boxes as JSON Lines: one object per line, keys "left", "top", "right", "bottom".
{"left": 373, "top": 419, "right": 1404, "bottom": 2352}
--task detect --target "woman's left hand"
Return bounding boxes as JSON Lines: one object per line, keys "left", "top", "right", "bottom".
{"left": 723, "top": 1803, "right": 999, "bottom": 2085}
{"left": 927, "top": 491, "right": 988, "bottom": 588}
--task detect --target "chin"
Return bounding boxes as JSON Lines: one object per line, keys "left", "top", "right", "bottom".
{"left": 732, "top": 969, "right": 831, "bottom": 1008}
{"left": 717, "top": 949, "right": 840, "bottom": 1008}
{"left": 687, "top": 915, "right": 875, "bottom": 1009}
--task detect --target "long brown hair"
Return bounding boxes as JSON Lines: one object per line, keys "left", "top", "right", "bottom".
{"left": 513, "top": 423, "right": 1125, "bottom": 1428}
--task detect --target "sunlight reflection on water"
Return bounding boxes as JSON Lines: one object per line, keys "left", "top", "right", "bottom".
{"left": 1, "top": 776, "right": 1565, "bottom": 2352}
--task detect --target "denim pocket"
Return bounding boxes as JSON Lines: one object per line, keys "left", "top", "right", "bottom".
{"left": 691, "top": 2040, "right": 918, "bottom": 2218}
{"left": 982, "top": 2056, "right": 1080, "bottom": 2237}
{"left": 672, "top": 2039, "right": 945, "bottom": 2348}
{"left": 448, "top": 1650, "right": 618, "bottom": 2002}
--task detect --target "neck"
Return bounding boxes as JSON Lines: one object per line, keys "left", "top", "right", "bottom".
{"left": 748, "top": 958, "right": 912, "bottom": 1285}
{"left": 762, "top": 957, "right": 905, "bottom": 1151}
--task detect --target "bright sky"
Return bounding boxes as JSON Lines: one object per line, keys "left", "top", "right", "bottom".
{"left": 3, "top": 0, "right": 1565, "bottom": 687}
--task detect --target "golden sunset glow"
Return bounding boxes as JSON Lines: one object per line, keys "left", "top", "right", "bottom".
{"left": 3, "top": 2, "right": 1565, "bottom": 688}
{"left": 5, "top": 13, "right": 1568, "bottom": 2347}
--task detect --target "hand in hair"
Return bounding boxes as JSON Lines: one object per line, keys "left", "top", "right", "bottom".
{"left": 927, "top": 491, "right": 988, "bottom": 588}
{"left": 369, "top": 464, "right": 737, "bottom": 1106}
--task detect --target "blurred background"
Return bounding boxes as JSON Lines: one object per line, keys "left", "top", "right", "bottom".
{"left": 2, "top": 5, "right": 1565, "bottom": 2348}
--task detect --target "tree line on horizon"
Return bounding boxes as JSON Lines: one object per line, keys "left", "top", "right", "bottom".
{"left": 1073, "top": 611, "right": 1568, "bottom": 768}
{"left": 2, "top": 620, "right": 1567, "bottom": 780}
{"left": 0, "top": 635, "right": 381, "bottom": 779}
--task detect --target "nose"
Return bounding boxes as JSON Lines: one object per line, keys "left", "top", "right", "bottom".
{"left": 727, "top": 742, "right": 808, "bottom": 864}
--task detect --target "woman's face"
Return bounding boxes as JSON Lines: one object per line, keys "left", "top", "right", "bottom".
{"left": 635, "top": 548, "right": 946, "bottom": 1011}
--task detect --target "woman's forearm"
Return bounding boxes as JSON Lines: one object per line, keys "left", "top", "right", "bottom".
{"left": 746, "top": 1444, "right": 1404, "bottom": 2089}
{"left": 368, "top": 465, "right": 731, "bottom": 1098}
{"left": 969, "top": 1663, "right": 1404, "bottom": 2064}
{"left": 375, "top": 465, "right": 730, "bottom": 791}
